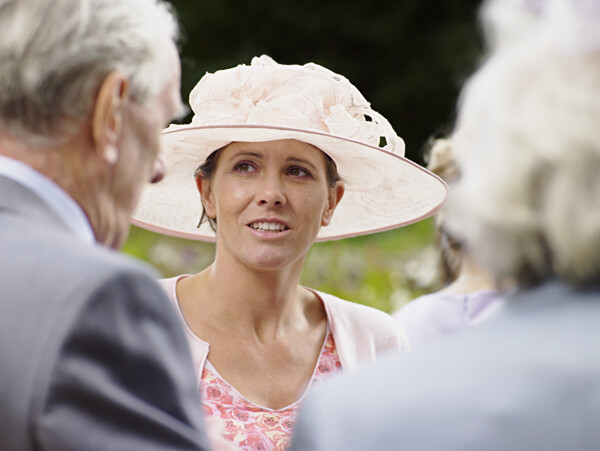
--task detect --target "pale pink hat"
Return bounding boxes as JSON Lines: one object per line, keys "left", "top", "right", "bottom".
{"left": 132, "top": 55, "right": 447, "bottom": 242}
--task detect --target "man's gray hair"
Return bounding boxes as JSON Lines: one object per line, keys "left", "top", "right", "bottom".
{"left": 0, "top": 0, "right": 180, "bottom": 146}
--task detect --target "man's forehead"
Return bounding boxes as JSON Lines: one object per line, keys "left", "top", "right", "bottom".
{"left": 171, "top": 98, "right": 188, "bottom": 122}
{"left": 161, "top": 41, "right": 185, "bottom": 122}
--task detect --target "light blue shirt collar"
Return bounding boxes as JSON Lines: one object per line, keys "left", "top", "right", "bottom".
{"left": 0, "top": 155, "right": 95, "bottom": 245}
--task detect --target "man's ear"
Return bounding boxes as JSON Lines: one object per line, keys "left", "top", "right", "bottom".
{"left": 196, "top": 174, "right": 216, "bottom": 219}
{"left": 91, "top": 72, "right": 129, "bottom": 165}
{"left": 322, "top": 182, "right": 345, "bottom": 226}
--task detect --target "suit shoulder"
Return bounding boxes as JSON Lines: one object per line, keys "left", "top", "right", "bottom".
{"left": 48, "top": 234, "right": 158, "bottom": 287}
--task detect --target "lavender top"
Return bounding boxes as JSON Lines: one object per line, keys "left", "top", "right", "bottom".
{"left": 393, "top": 289, "right": 504, "bottom": 348}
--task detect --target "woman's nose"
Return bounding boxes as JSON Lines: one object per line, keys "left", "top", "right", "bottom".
{"left": 256, "top": 174, "right": 286, "bottom": 206}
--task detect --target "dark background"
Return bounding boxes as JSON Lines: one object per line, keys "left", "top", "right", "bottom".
{"left": 165, "top": 0, "right": 484, "bottom": 165}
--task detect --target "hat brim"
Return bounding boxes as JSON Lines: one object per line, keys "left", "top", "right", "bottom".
{"left": 131, "top": 124, "right": 447, "bottom": 242}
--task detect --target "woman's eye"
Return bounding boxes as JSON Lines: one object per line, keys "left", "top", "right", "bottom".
{"left": 288, "top": 167, "right": 310, "bottom": 177}
{"left": 234, "top": 162, "right": 256, "bottom": 173}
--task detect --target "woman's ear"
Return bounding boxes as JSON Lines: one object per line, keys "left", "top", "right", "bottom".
{"left": 322, "top": 182, "right": 345, "bottom": 226}
{"left": 91, "top": 71, "right": 129, "bottom": 165}
{"left": 196, "top": 175, "right": 216, "bottom": 219}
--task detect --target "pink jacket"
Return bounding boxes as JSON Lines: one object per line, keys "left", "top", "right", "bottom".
{"left": 160, "top": 275, "right": 409, "bottom": 381}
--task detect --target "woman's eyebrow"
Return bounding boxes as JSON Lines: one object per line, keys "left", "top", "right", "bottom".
{"left": 286, "top": 156, "right": 318, "bottom": 171}
{"left": 227, "top": 151, "right": 263, "bottom": 160}
{"left": 224, "top": 152, "right": 318, "bottom": 171}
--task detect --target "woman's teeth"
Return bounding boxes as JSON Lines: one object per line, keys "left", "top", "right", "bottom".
{"left": 250, "top": 222, "right": 287, "bottom": 232}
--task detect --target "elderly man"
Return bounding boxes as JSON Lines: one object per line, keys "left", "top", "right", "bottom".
{"left": 0, "top": 0, "right": 210, "bottom": 449}
{"left": 291, "top": 0, "right": 600, "bottom": 450}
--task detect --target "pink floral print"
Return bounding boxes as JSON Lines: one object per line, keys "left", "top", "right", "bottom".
{"left": 201, "top": 333, "right": 341, "bottom": 450}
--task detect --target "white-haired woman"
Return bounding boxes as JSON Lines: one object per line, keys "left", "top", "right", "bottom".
{"left": 450, "top": 0, "right": 600, "bottom": 288}
{"left": 133, "top": 55, "right": 446, "bottom": 450}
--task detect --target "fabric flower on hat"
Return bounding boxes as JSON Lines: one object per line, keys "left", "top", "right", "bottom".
{"left": 188, "top": 55, "right": 401, "bottom": 153}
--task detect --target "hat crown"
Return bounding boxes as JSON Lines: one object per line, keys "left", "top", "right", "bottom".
{"left": 184, "top": 55, "right": 404, "bottom": 156}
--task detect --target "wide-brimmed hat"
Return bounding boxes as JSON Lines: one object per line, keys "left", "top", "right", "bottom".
{"left": 131, "top": 55, "right": 447, "bottom": 242}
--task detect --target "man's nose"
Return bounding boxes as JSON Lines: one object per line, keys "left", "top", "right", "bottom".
{"left": 150, "top": 155, "right": 166, "bottom": 184}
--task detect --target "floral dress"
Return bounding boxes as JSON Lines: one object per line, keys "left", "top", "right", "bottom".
{"left": 201, "top": 332, "right": 341, "bottom": 450}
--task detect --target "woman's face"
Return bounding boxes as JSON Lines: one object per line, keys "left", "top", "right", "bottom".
{"left": 199, "top": 139, "right": 344, "bottom": 271}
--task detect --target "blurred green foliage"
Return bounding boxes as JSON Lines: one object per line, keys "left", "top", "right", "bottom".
{"left": 300, "top": 219, "right": 443, "bottom": 313}
{"left": 123, "top": 0, "right": 484, "bottom": 313}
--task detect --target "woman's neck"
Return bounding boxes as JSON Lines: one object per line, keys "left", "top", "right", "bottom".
{"left": 178, "top": 254, "right": 315, "bottom": 342}
{"left": 441, "top": 253, "right": 497, "bottom": 295}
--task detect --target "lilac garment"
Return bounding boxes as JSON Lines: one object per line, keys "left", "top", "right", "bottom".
{"left": 393, "top": 289, "right": 503, "bottom": 348}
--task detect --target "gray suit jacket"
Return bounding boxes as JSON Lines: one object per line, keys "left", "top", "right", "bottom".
{"left": 0, "top": 175, "right": 211, "bottom": 450}
{"left": 292, "top": 282, "right": 600, "bottom": 450}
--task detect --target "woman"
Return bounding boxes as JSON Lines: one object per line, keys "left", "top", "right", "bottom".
{"left": 393, "top": 139, "right": 504, "bottom": 347}
{"left": 132, "top": 55, "right": 446, "bottom": 449}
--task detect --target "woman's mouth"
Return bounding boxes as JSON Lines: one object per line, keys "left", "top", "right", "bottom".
{"left": 248, "top": 221, "right": 289, "bottom": 232}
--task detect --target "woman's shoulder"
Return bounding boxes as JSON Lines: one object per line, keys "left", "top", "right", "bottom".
{"left": 158, "top": 274, "right": 192, "bottom": 300}
{"left": 316, "top": 290, "right": 395, "bottom": 321}
{"left": 311, "top": 289, "right": 409, "bottom": 364}
{"left": 313, "top": 290, "right": 406, "bottom": 341}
